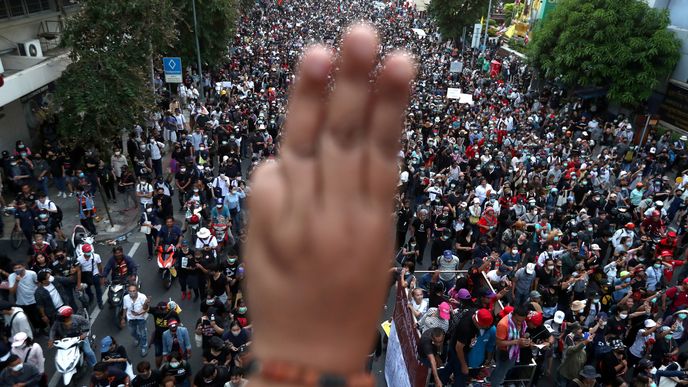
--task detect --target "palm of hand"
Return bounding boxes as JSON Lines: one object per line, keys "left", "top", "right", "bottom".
{"left": 245, "top": 24, "right": 415, "bottom": 375}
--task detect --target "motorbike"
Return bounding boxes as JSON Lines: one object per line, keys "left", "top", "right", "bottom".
{"left": 211, "top": 217, "right": 230, "bottom": 251}
{"left": 107, "top": 279, "right": 126, "bottom": 329}
{"left": 70, "top": 224, "right": 94, "bottom": 260}
{"left": 184, "top": 200, "right": 203, "bottom": 244}
{"left": 157, "top": 244, "right": 178, "bottom": 289}
{"left": 54, "top": 334, "right": 95, "bottom": 387}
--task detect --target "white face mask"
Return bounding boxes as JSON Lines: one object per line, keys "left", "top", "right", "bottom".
{"left": 512, "top": 249, "right": 518, "bottom": 255}
{"left": 11, "top": 364, "right": 23, "bottom": 372}
{"left": 170, "top": 361, "right": 180, "bottom": 368}
{"left": 619, "top": 313, "right": 628, "bottom": 320}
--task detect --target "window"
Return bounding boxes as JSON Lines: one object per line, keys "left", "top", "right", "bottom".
{"left": 0, "top": 0, "right": 53, "bottom": 19}
{"left": 25, "top": 0, "right": 50, "bottom": 13}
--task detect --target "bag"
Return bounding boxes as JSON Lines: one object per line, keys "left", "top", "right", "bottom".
{"left": 48, "top": 201, "right": 63, "bottom": 224}
{"left": 469, "top": 215, "right": 479, "bottom": 225}
{"left": 556, "top": 192, "right": 567, "bottom": 207}
{"left": 140, "top": 225, "right": 151, "bottom": 235}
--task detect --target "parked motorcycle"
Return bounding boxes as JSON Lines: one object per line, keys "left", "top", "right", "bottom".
{"left": 157, "top": 244, "right": 178, "bottom": 289}
{"left": 54, "top": 335, "right": 95, "bottom": 387}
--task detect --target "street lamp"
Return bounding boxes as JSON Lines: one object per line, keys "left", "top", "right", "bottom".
{"left": 482, "top": 0, "right": 492, "bottom": 51}
{"left": 192, "top": 0, "right": 205, "bottom": 101}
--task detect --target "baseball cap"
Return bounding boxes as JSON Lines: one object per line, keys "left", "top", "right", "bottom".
{"left": 81, "top": 244, "right": 93, "bottom": 253}
{"left": 438, "top": 302, "right": 451, "bottom": 320}
{"left": 591, "top": 244, "right": 601, "bottom": 251}
{"left": 619, "top": 271, "right": 631, "bottom": 278}
{"left": 644, "top": 319, "right": 657, "bottom": 328}
{"left": 527, "top": 311, "right": 543, "bottom": 327}
{"left": 529, "top": 290, "right": 541, "bottom": 299}
{"left": 457, "top": 288, "right": 472, "bottom": 300}
{"left": 168, "top": 319, "right": 179, "bottom": 327}
{"left": 553, "top": 310, "right": 565, "bottom": 324}
{"left": 10, "top": 332, "right": 27, "bottom": 348}
{"left": 478, "top": 288, "right": 496, "bottom": 298}
{"left": 668, "top": 231, "right": 677, "bottom": 238}
{"left": 475, "top": 309, "right": 494, "bottom": 327}
{"left": 526, "top": 262, "right": 535, "bottom": 275}
{"left": 625, "top": 223, "right": 635, "bottom": 229}
{"left": 443, "top": 250, "right": 453, "bottom": 259}
{"left": 100, "top": 336, "right": 113, "bottom": 352}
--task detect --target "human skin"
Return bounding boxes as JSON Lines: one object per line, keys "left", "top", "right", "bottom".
{"left": 245, "top": 23, "right": 416, "bottom": 384}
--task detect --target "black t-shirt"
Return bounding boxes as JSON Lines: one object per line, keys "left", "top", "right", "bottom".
{"left": 91, "top": 367, "right": 128, "bottom": 387}
{"left": 413, "top": 218, "right": 432, "bottom": 239}
{"left": 450, "top": 312, "right": 479, "bottom": 359}
{"left": 49, "top": 155, "right": 64, "bottom": 176}
{"left": 606, "top": 317, "right": 628, "bottom": 340}
{"left": 52, "top": 257, "right": 79, "bottom": 279}
{"left": 132, "top": 370, "right": 163, "bottom": 387}
{"left": 161, "top": 362, "right": 193, "bottom": 384}
{"left": 203, "top": 346, "right": 231, "bottom": 365}
{"left": 192, "top": 366, "right": 229, "bottom": 387}
{"left": 101, "top": 345, "right": 128, "bottom": 371}
{"left": 418, "top": 329, "right": 442, "bottom": 361}
{"left": 209, "top": 274, "right": 228, "bottom": 298}
{"left": 599, "top": 351, "right": 623, "bottom": 384}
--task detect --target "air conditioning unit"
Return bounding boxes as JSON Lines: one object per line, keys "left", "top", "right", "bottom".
{"left": 17, "top": 39, "right": 43, "bottom": 58}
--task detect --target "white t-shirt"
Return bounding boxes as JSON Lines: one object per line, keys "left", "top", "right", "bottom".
{"left": 629, "top": 329, "right": 653, "bottom": 357}
{"left": 195, "top": 236, "right": 218, "bottom": 250}
{"left": 137, "top": 183, "right": 154, "bottom": 205}
{"left": 35, "top": 199, "right": 57, "bottom": 213}
{"left": 8, "top": 270, "right": 38, "bottom": 305}
{"left": 77, "top": 253, "right": 102, "bottom": 275}
{"left": 123, "top": 292, "right": 148, "bottom": 321}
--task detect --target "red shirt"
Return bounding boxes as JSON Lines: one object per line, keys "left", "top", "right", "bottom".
{"left": 666, "top": 286, "right": 688, "bottom": 312}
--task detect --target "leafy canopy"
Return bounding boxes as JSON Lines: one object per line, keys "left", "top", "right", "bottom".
{"left": 172, "top": 0, "right": 240, "bottom": 69}
{"left": 54, "top": 0, "right": 178, "bottom": 139}
{"left": 528, "top": 0, "right": 681, "bottom": 106}
{"left": 428, "top": 0, "right": 490, "bottom": 40}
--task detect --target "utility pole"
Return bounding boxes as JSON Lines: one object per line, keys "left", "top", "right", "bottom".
{"left": 482, "top": 0, "right": 493, "bottom": 51}
{"left": 192, "top": 0, "right": 205, "bottom": 102}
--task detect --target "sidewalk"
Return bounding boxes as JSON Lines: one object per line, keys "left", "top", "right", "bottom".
{"left": 1, "top": 182, "right": 139, "bottom": 242}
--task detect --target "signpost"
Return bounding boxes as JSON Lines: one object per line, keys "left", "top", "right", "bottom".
{"left": 163, "top": 57, "right": 182, "bottom": 83}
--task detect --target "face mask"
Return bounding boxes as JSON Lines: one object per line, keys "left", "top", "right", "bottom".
{"left": 231, "top": 330, "right": 241, "bottom": 337}
{"left": 619, "top": 313, "right": 628, "bottom": 320}
{"left": 20, "top": 152, "right": 27, "bottom": 157}
{"left": 206, "top": 299, "right": 215, "bottom": 305}
{"left": 679, "top": 313, "right": 687, "bottom": 320}
{"left": 170, "top": 362, "right": 180, "bottom": 368}
{"left": 547, "top": 265, "right": 554, "bottom": 271}
{"left": 512, "top": 249, "right": 518, "bottom": 255}
{"left": 115, "top": 152, "right": 121, "bottom": 156}
{"left": 180, "top": 168, "right": 186, "bottom": 173}
{"left": 654, "top": 264, "right": 662, "bottom": 269}
{"left": 587, "top": 227, "right": 593, "bottom": 232}
{"left": 146, "top": 208, "right": 152, "bottom": 213}
{"left": 11, "top": 364, "right": 23, "bottom": 372}
{"left": 593, "top": 298, "right": 599, "bottom": 303}
{"left": 666, "top": 334, "right": 674, "bottom": 341}
{"left": 554, "top": 237, "right": 560, "bottom": 241}
{"left": 14, "top": 269, "right": 22, "bottom": 276}
{"left": 238, "top": 306, "right": 247, "bottom": 314}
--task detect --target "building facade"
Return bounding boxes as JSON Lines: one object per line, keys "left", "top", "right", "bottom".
{"left": 0, "top": 0, "right": 79, "bottom": 151}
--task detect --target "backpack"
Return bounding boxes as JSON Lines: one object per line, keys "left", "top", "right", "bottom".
{"left": 446, "top": 307, "right": 473, "bottom": 342}
{"left": 49, "top": 200, "right": 63, "bottom": 224}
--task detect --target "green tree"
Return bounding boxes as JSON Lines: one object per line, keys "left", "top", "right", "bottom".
{"left": 173, "top": 0, "right": 239, "bottom": 70}
{"left": 528, "top": 0, "right": 681, "bottom": 106}
{"left": 54, "top": 0, "right": 178, "bottom": 139}
{"left": 428, "top": 0, "right": 490, "bottom": 40}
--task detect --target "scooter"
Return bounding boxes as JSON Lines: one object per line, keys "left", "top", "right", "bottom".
{"left": 211, "top": 218, "right": 230, "bottom": 251}
{"left": 70, "top": 224, "right": 94, "bottom": 260}
{"left": 157, "top": 244, "right": 178, "bottom": 289}
{"left": 184, "top": 200, "right": 203, "bottom": 244}
{"left": 107, "top": 280, "right": 126, "bottom": 329}
{"left": 54, "top": 334, "right": 95, "bottom": 387}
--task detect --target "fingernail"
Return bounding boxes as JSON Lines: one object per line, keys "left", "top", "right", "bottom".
{"left": 305, "top": 55, "right": 331, "bottom": 79}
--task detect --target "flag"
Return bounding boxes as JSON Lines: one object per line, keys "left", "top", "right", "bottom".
{"left": 277, "top": 0, "right": 283, "bottom": 5}
{"left": 480, "top": 16, "right": 484, "bottom": 25}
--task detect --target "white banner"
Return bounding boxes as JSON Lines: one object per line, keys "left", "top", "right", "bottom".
{"left": 384, "top": 322, "right": 412, "bottom": 387}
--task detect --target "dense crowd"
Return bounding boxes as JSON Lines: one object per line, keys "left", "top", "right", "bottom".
{"left": 0, "top": 0, "right": 687, "bottom": 386}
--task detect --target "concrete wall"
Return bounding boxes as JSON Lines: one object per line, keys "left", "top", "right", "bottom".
{"left": 0, "top": 99, "right": 33, "bottom": 152}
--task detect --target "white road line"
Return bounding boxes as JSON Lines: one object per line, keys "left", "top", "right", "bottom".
{"left": 50, "top": 242, "right": 140, "bottom": 387}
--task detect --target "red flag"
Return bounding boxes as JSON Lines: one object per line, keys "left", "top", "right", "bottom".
{"left": 277, "top": 0, "right": 283, "bottom": 5}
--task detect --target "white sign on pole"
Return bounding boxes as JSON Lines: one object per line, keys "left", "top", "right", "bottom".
{"left": 471, "top": 23, "right": 483, "bottom": 48}
{"left": 450, "top": 60, "right": 463, "bottom": 73}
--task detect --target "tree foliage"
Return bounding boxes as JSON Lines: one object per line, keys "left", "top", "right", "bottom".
{"left": 428, "top": 0, "right": 490, "bottom": 40}
{"left": 528, "top": 0, "right": 681, "bottom": 106}
{"left": 173, "top": 0, "right": 240, "bottom": 70}
{"left": 54, "top": 0, "right": 178, "bottom": 139}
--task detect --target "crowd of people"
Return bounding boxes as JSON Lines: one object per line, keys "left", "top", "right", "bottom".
{"left": 0, "top": 0, "right": 687, "bottom": 386}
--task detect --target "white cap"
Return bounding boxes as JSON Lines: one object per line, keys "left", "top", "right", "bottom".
{"left": 11, "top": 332, "right": 28, "bottom": 347}
{"left": 591, "top": 244, "right": 601, "bottom": 251}
{"left": 526, "top": 263, "right": 536, "bottom": 275}
{"left": 554, "top": 311, "right": 565, "bottom": 324}
{"left": 644, "top": 319, "right": 657, "bottom": 328}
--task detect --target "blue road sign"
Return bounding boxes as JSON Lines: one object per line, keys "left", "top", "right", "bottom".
{"left": 162, "top": 57, "right": 182, "bottom": 83}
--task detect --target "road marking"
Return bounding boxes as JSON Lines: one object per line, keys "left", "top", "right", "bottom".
{"left": 49, "top": 242, "right": 140, "bottom": 387}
